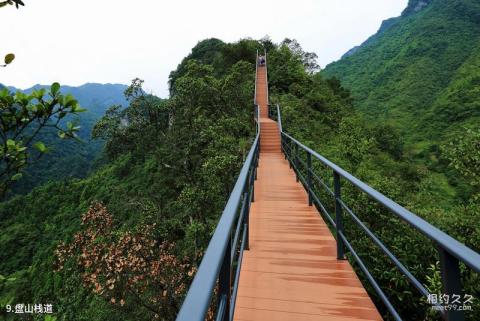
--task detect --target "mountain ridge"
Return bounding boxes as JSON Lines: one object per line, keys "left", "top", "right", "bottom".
{"left": 339, "top": 0, "right": 433, "bottom": 60}
{"left": 323, "top": 0, "right": 480, "bottom": 146}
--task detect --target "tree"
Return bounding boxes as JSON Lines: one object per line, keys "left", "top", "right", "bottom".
{"left": 281, "top": 38, "right": 320, "bottom": 73}
{"left": 372, "top": 123, "right": 404, "bottom": 160}
{"left": 442, "top": 127, "right": 480, "bottom": 201}
{"left": 55, "top": 202, "right": 196, "bottom": 319}
{"left": 92, "top": 78, "right": 168, "bottom": 159}
{"left": 0, "top": 83, "right": 85, "bottom": 198}
{"left": 337, "top": 116, "right": 375, "bottom": 167}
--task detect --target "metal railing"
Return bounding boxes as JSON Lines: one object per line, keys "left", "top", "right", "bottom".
{"left": 254, "top": 49, "right": 258, "bottom": 105}
{"left": 264, "top": 49, "right": 269, "bottom": 106}
{"left": 269, "top": 104, "right": 480, "bottom": 321}
{"left": 177, "top": 49, "right": 267, "bottom": 321}
{"left": 177, "top": 52, "right": 480, "bottom": 321}
{"left": 267, "top": 104, "right": 281, "bottom": 130}
{"left": 176, "top": 104, "right": 260, "bottom": 321}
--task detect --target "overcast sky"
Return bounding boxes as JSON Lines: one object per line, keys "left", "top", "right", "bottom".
{"left": 1, "top": 0, "right": 407, "bottom": 97}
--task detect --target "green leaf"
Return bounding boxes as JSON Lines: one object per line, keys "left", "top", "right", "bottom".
{"left": 64, "top": 94, "right": 76, "bottom": 107}
{"left": 51, "top": 82, "right": 61, "bottom": 95}
{"left": 33, "top": 142, "right": 47, "bottom": 153}
{"left": 4, "top": 53, "right": 15, "bottom": 65}
{"left": 6, "top": 139, "right": 16, "bottom": 147}
{"left": 73, "top": 106, "right": 87, "bottom": 113}
{"left": 32, "top": 88, "right": 46, "bottom": 100}
{"left": 0, "top": 88, "right": 9, "bottom": 97}
{"left": 45, "top": 315, "right": 57, "bottom": 321}
{"left": 11, "top": 173, "right": 23, "bottom": 181}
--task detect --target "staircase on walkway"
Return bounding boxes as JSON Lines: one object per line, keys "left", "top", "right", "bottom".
{"left": 256, "top": 64, "right": 281, "bottom": 153}
{"left": 233, "top": 62, "right": 382, "bottom": 321}
{"left": 176, "top": 52, "right": 480, "bottom": 321}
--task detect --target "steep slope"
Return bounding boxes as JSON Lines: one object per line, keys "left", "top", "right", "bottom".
{"left": 424, "top": 42, "right": 480, "bottom": 137}
{"left": 1, "top": 37, "right": 478, "bottom": 321}
{"left": 0, "top": 40, "right": 257, "bottom": 321}
{"left": 5, "top": 83, "right": 128, "bottom": 196}
{"left": 0, "top": 38, "right": 374, "bottom": 321}
{"left": 323, "top": 0, "right": 480, "bottom": 145}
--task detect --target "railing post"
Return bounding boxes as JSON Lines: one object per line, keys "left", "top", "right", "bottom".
{"left": 294, "top": 144, "right": 299, "bottom": 182}
{"left": 334, "top": 171, "right": 345, "bottom": 260}
{"left": 438, "top": 247, "right": 465, "bottom": 321}
{"left": 289, "top": 140, "right": 293, "bottom": 169}
{"left": 256, "top": 143, "right": 260, "bottom": 178}
{"left": 276, "top": 104, "right": 282, "bottom": 133}
{"left": 218, "top": 236, "right": 231, "bottom": 321}
{"left": 251, "top": 167, "right": 255, "bottom": 203}
{"left": 307, "top": 153, "right": 312, "bottom": 206}
{"left": 244, "top": 192, "right": 250, "bottom": 251}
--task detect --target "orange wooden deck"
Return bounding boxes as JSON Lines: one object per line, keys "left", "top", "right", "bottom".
{"left": 232, "top": 64, "right": 383, "bottom": 321}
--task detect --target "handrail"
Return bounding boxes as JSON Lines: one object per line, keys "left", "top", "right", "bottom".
{"left": 282, "top": 131, "right": 480, "bottom": 273}
{"left": 176, "top": 102, "right": 260, "bottom": 321}
{"left": 274, "top": 105, "right": 480, "bottom": 321}
{"left": 254, "top": 49, "right": 258, "bottom": 105}
{"left": 276, "top": 104, "right": 282, "bottom": 132}
{"left": 264, "top": 49, "right": 269, "bottom": 106}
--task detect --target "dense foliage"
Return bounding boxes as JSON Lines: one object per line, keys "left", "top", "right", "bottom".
{"left": 1, "top": 5, "right": 479, "bottom": 318}
{"left": 55, "top": 202, "right": 196, "bottom": 318}
{"left": 0, "top": 39, "right": 256, "bottom": 321}
{"left": 304, "top": 0, "right": 480, "bottom": 318}
{"left": 0, "top": 84, "right": 85, "bottom": 198}
{"left": 264, "top": 36, "right": 480, "bottom": 320}
{"left": 4, "top": 83, "right": 127, "bottom": 197}
{"left": 323, "top": 0, "right": 480, "bottom": 203}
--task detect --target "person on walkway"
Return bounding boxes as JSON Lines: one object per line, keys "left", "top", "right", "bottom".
{"left": 258, "top": 55, "right": 265, "bottom": 66}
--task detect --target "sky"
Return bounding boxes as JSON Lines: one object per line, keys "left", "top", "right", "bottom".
{"left": 0, "top": 0, "right": 408, "bottom": 98}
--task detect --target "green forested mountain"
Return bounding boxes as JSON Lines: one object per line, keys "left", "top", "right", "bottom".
{"left": 319, "top": 3, "right": 480, "bottom": 316}
{"left": 324, "top": 0, "right": 480, "bottom": 144}
{"left": 0, "top": 39, "right": 257, "bottom": 321}
{"left": 4, "top": 83, "right": 127, "bottom": 196}
{"left": 0, "top": 34, "right": 478, "bottom": 321}
{"left": 1, "top": 38, "right": 370, "bottom": 321}
{"left": 323, "top": 0, "right": 480, "bottom": 204}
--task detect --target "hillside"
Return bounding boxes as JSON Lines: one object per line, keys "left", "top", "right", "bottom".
{"left": 1, "top": 37, "right": 479, "bottom": 320}
{"left": 1, "top": 38, "right": 386, "bottom": 321}
{"left": 4, "top": 83, "right": 128, "bottom": 196}
{"left": 323, "top": 0, "right": 480, "bottom": 145}
{"left": 0, "top": 39, "right": 258, "bottom": 321}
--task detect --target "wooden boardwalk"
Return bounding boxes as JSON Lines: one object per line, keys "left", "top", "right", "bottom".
{"left": 233, "top": 64, "right": 383, "bottom": 321}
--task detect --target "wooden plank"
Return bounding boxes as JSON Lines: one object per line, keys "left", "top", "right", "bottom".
{"left": 233, "top": 64, "right": 383, "bottom": 321}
